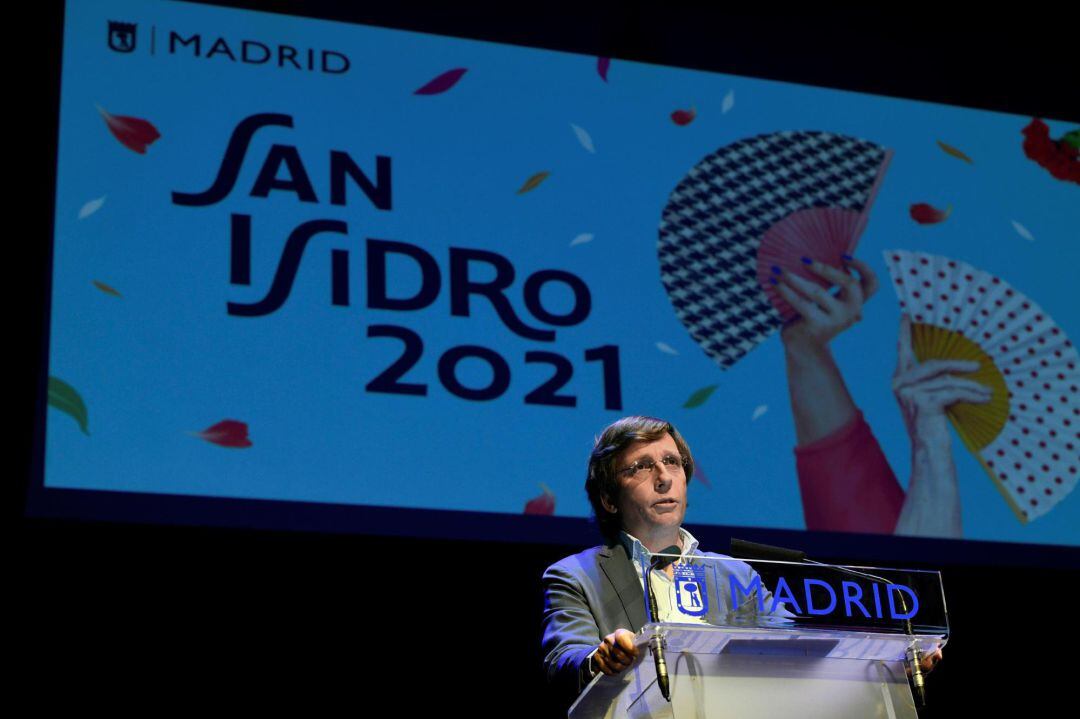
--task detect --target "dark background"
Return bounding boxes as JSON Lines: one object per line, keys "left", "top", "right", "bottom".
{"left": 19, "top": 2, "right": 1078, "bottom": 715}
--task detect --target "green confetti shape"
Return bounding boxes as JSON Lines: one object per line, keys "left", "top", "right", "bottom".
{"left": 683, "top": 384, "right": 718, "bottom": 409}
{"left": 48, "top": 376, "right": 89, "bottom": 435}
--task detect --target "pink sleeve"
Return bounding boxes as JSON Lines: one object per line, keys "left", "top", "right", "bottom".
{"left": 794, "top": 410, "right": 904, "bottom": 534}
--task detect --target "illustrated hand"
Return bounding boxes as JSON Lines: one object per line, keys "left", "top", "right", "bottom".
{"left": 892, "top": 314, "right": 992, "bottom": 446}
{"left": 592, "top": 628, "right": 639, "bottom": 676}
{"left": 892, "top": 314, "right": 991, "bottom": 537}
{"left": 776, "top": 255, "right": 879, "bottom": 352}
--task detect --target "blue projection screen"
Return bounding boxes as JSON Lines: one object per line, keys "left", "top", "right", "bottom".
{"left": 33, "top": 0, "right": 1080, "bottom": 553}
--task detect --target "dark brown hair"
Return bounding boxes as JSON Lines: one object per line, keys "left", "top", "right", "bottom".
{"left": 585, "top": 416, "right": 694, "bottom": 542}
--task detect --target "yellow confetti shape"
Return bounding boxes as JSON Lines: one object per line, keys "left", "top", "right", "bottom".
{"left": 517, "top": 171, "right": 550, "bottom": 195}
{"left": 936, "top": 140, "right": 973, "bottom": 164}
{"left": 92, "top": 280, "right": 122, "bottom": 298}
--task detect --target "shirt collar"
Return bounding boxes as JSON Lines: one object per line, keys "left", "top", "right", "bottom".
{"left": 619, "top": 527, "right": 699, "bottom": 567}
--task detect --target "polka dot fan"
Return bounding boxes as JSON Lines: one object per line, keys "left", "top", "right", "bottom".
{"left": 884, "top": 249, "right": 1079, "bottom": 523}
{"left": 658, "top": 131, "right": 892, "bottom": 369}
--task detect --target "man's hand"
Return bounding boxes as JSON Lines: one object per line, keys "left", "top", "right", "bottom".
{"left": 908, "top": 647, "right": 944, "bottom": 677}
{"left": 921, "top": 647, "right": 944, "bottom": 673}
{"left": 592, "top": 628, "right": 639, "bottom": 676}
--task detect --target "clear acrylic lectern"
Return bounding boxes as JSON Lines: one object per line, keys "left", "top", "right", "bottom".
{"left": 568, "top": 556, "right": 947, "bottom": 719}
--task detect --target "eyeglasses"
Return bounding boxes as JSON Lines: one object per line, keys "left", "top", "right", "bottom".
{"left": 616, "top": 454, "right": 686, "bottom": 480}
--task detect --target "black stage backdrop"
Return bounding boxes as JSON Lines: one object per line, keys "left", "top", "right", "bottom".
{"left": 18, "top": 2, "right": 1078, "bottom": 715}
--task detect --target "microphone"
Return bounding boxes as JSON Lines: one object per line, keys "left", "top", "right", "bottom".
{"left": 729, "top": 538, "right": 806, "bottom": 563}
{"left": 730, "top": 538, "right": 931, "bottom": 708}
{"left": 644, "top": 545, "right": 681, "bottom": 702}
{"left": 907, "top": 645, "right": 928, "bottom": 707}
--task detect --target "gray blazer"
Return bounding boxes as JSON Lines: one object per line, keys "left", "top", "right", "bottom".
{"left": 541, "top": 541, "right": 773, "bottom": 707}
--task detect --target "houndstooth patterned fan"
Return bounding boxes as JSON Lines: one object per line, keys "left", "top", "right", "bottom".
{"left": 658, "top": 131, "right": 892, "bottom": 369}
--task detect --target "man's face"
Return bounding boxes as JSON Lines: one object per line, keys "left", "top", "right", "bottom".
{"left": 603, "top": 432, "right": 688, "bottom": 541}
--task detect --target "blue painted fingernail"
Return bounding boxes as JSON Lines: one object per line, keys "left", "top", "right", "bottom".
{"left": 842, "top": 254, "right": 854, "bottom": 261}
{"left": 769, "top": 277, "right": 778, "bottom": 285}
{"left": 770, "top": 265, "right": 782, "bottom": 275}
{"left": 800, "top": 256, "right": 812, "bottom": 265}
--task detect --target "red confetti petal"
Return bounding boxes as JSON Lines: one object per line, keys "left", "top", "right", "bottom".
{"left": 96, "top": 105, "right": 161, "bottom": 154}
{"left": 597, "top": 57, "right": 611, "bottom": 82}
{"left": 671, "top": 106, "right": 697, "bottom": 126}
{"left": 194, "top": 419, "right": 253, "bottom": 448}
{"left": 693, "top": 464, "right": 712, "bottom": 489}
{"left": 524, "top": 484, "right": 555, "bottom": 515}
{"left": 909, "top": 202, "right": 951, "bottom": 225}
{"left": 414, "top": 68, "right": 468, "bottom": 96}
{"left": 1021, "top": 118, "right": 1080, "bottom": 185}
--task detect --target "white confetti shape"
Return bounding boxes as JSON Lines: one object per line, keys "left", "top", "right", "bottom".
{"left": 751, "top": 404, "right": 768, "bottom": 421}
{"left": 655, "top": 342, "right": 679, "bottom": 355}
{"left": 570, "top": 123, "right": 595, "bottom": 153}
{"left": 78, "top": 196, "right": 106, "bottom": 219}
{"left": 721, "top": 90, "right": 735, "bottom": 114}
{"left": 1011, "top": 220, "right": 1035, "bottom": 242}
{"left": 569, "top": 233, "right": 594, "bottom": 247}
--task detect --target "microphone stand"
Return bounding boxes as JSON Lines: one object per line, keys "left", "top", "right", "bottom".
{"left": 642, "top": 545, "right": 681, "bottom": 703}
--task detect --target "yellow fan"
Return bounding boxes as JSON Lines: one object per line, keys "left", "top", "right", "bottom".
{"left": 910, "top": 323, "right": 1009, "bottom": 453}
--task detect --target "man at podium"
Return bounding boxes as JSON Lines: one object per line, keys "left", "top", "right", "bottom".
{"left": 540, "top": 415, "right": 782, "bottom": 707}
{"left": 540, "top": 415, "right": 944, "bottom": 713}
